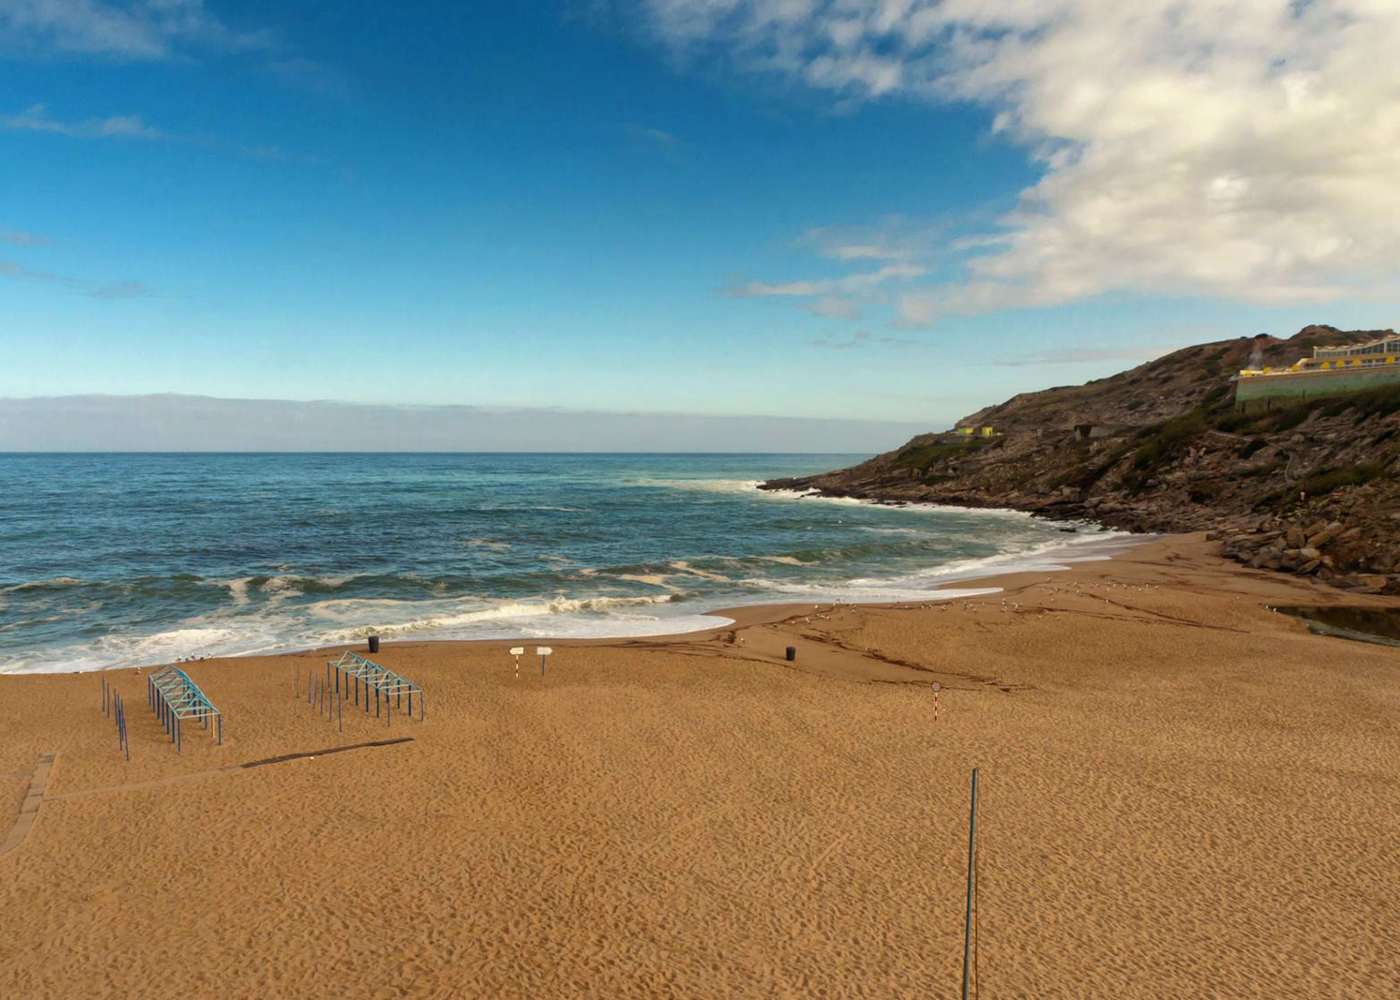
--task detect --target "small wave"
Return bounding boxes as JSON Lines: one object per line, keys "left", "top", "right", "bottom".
{"left": 629, "top": 477, "right": 762, "bottom": 495}
{"left": 617, "top": 573, "right": 682, "bottom": 590}
{"left": 224, "top": 577, "right": 253, "bottom": 605}
{"left": 1, "top": 576, "right": 85, "bottom": 594}
{"left": 464, "top": 538, "right": 512, "bottom": 551}
{"left": 306, "top": 592, "right": 679, "bottom": 636}
{"left": 669, "top": 560, "right": 732, "bottom": 583}
{"left": 908, "top": 531, "right": 1140, "bottom": 582}
{"left": 755, "top": 486, "right": 1044, "bottom": 521}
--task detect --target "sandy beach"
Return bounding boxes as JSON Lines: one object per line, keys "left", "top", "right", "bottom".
{"left": 2, "top": 534, "right": 1397, "bottom": 998}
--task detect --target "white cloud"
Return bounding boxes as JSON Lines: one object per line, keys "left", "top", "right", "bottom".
{"left": 1, "top": 103, "right": 162, "bottom": 139}
{"left": 732, "top": 261, "right": 925, "bottom": 298}
{"left": 0, "top": 0, "right": 271, "bottom": 59}
{"left": 641, "top": 1, "right": 1400, "bottom": 324}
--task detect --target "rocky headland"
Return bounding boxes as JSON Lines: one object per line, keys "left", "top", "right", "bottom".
{"left": 762, "top": 326, "right": 1400, "bottom": 594}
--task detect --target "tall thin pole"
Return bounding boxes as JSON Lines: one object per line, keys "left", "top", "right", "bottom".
{"left": 962, "top": 767, "right": 979, "bottom": 1000}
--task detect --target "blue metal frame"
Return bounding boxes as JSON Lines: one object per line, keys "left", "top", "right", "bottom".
{"left": 148, "top": 666, "right": 223, "bottom": 752}
{"left": 327, "top": 650, "right": 425, "bottom": 722}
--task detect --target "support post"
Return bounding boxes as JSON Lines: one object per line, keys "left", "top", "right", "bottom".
{"left": 962, "top": 767, "right": 979, "bottom": 1000}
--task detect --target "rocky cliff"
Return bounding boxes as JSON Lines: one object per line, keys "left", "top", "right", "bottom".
{"left": 762, "top": 326, "right": 1400, "bottom": 594}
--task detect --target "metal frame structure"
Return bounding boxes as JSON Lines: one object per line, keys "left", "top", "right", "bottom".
{"left": 148, "top": 666, "right": 223, "bottom": 752}
{"left": 327, "top": 650, "right": 425, "bottom": 722}
{"left": 101, "top": 677, "right": 130, "bottom": 760}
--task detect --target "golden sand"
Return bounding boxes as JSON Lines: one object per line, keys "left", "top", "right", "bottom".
{"left": 2, "top": 535, "right": 1397, "bottom": 998}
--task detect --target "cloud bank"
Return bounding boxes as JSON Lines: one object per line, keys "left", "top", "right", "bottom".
{"left": 642, "top": 1, "right": 1400, "bottom": 324}
{"left": 0, "top": 394, "right": 935, "bottom": 453}
{"left": 0, "top": 0, "right": 270, "bottom": 59}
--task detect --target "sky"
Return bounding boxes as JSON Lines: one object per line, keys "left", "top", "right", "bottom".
{"left": 2, "top": 1, "right": 1398, "bottom": 444}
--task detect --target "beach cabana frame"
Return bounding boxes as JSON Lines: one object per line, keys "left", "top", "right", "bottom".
{"left": 147, "top": 666, "right": 223, "bottom": 752}
{"left": 327, "top": 650, "right": 425, "bottom": 722}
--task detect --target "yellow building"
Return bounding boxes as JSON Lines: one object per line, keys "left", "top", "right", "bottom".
{"left": 1240, "top": 333, "right": 1400, "bottom": 379}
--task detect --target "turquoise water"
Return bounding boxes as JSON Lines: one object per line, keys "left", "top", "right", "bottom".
{"left": 0, "top": 453, "right": 1132, "bottom": 672}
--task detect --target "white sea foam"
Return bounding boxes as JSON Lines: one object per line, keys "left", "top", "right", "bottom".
{"left": 2, "top": 591, "right": 726, "bottom": 674}
{"left": 1, "top": 576, "right": 85, "bottom": 593}
{"left": 219, "top": 577, "right": 253, "bottom": 606}
{"left": 464, "top": 538, "right": 512, "bottom": 550}
{"left": 668, "top": 560, "right": 732, "bottom": 583}
{"left": 639, "top": 477, "right": 1061, "bottom": 525}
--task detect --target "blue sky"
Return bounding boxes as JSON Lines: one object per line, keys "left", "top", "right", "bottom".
{"left": 3, "top": 1, "right": 1397, "bottom": 431}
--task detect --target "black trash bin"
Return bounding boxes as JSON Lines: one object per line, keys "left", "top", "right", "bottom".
{"left": 368, "top": 635, "right": 380, "bottom": 654}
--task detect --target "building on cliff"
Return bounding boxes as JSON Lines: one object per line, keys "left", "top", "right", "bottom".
{"left": 1235, "top": 333, "right": 1400, "bottom": 412}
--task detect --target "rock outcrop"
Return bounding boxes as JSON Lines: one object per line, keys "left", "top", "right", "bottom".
{"left": 762, "top": 326, "right": 1400, "bottom": 593}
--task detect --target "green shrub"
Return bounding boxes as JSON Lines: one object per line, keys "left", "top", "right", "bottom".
{"left": 1132, "top": 408, "right": 1208, "bottom": 471}
{"left": 892, "top": 438, "right": 979, "bottom": 470}
{"left": 1298, "top": 462, "right": 1386, "bottom": 497}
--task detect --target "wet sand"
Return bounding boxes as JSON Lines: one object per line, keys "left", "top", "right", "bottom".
{"left": 2, "top": 534, "right": 1397, "bottom": 998}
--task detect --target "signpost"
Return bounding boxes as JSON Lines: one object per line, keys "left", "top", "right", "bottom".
{"left": 536, "top": 646, "right": 552, "bottom": 675}
{"left": 509, "top": 646, "right": 524, "bottom": 679}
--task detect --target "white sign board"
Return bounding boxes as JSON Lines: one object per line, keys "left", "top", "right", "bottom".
{"left": 509, "top": 646, "right": 525, "bottom": 656}
{"left": 536, "top": 646, "right": 553, "bottom": 656}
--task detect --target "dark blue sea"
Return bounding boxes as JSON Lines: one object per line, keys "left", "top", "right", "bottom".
{"left": 0, "top": 453, "right": 1133, "bottom": 672}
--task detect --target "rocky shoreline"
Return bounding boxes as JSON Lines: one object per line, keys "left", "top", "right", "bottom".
{"left": 762, "top": 326, "right": 1400, "bottom": 595}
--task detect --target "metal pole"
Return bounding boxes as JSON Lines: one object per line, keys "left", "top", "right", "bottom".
{"left": 962, "top": 767, "right": 979, "bottom": 1000}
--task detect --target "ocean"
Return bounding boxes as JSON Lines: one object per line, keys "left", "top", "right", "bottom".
{"left": 0, "top": 453, "right": 1136, "bottom": 673}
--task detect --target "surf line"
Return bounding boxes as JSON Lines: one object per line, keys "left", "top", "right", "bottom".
{"left": 0, "top": 752, "right": 57, "bottom": 859}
